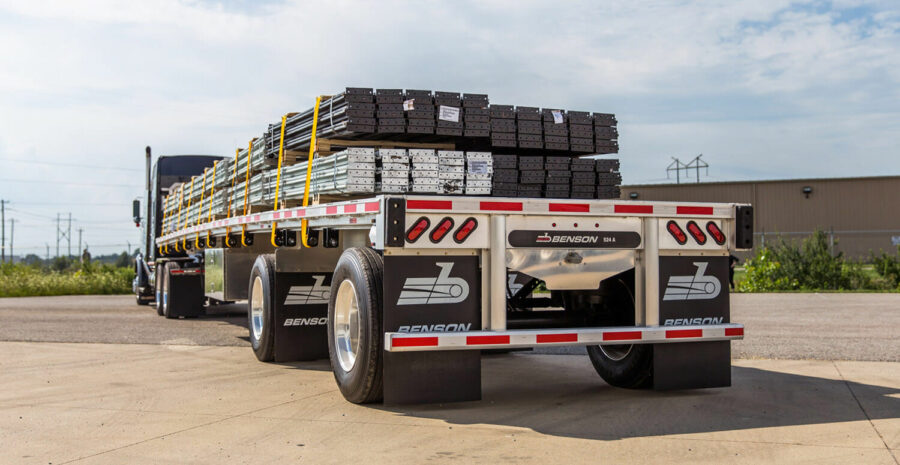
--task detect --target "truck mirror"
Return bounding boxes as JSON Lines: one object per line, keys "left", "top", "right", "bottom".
{"left": 132, "top": 199, "right": 141, "bottom": 226}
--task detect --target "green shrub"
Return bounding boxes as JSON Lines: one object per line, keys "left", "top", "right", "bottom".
{"left": 0, "top": 262, "right": 134, "bottom": 297}
{"left": 871, "top": 247, "right": 900, "bottom": 289}
{"left": 737, "top": 230, "right": 896, "bottom": 292}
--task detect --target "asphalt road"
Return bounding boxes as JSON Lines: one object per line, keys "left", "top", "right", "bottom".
{"left": 0, "top": 293, "right": 897, "bottom": 361}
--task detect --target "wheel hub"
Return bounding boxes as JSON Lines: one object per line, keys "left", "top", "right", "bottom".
{"left": 333, "top": 279, "right": 361, "bottom": 372}
{"left": 250, "top": 276, "right": 264, "bottom": 341}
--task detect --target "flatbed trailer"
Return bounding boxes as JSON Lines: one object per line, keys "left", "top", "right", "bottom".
{"left": 151, "top": 193, "right": 753, "bottom": 404}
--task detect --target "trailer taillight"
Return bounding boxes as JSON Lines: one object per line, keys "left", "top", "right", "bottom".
{"left": 686, "top": 220, "right": 707, "bottom": 245}
{"left": 453, "top": 217, "right": 478, "bottom": 243}
{"left": 430, "top": 217, "right": 455, "bottom": 243}
{"left": 666, "top": 220, "right": 687, "bottom": 245}
{"left": 406, "top": 217, "right": 430, "bottom": 243}
{"left": 706, "top": 221, "right": 726, "bottom": 245}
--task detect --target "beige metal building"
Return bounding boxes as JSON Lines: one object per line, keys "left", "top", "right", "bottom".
{"left": 622, "top": 175, "right": 900, "bottom": 259}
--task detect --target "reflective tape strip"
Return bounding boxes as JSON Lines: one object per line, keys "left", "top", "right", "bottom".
{"left": 549, "top": 203, "right": 590, "bottom": 213}
{"left": 677, "top": 206, "right": 714, "bottom": 215}
{"left": 385, "top": 324, "right": 743, "bottom": 352}
{"left": 407, "top": 199, "right": 452, "bottom": 210}
{"left": 615, "top": 204, "right": 653, "bottom": 214}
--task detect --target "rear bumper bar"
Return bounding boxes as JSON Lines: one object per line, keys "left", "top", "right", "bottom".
{"left": 384, "top": 324, "right": 744, "bottom": 352}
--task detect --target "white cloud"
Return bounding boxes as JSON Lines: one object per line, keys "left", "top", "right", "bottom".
{"left": 0, "top": 0, "right": 897, "bottom": 254}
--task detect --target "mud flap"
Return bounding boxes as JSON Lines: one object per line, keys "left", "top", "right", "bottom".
{"left": 654, "top": 256, "right": 731, "bottom": 390}
{"left": 273, "top": 272, "right": 332, "bottom": 362}
{"left": 167, "top": 272, "right": 204, "bottom": 317}
{"left": 382, "top": 255, "right": 482, "bottom": 404}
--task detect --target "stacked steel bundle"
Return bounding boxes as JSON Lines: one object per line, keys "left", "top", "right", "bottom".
{"left": 162, "top": 86, "right": 629, "bottom": 218}
{"left": 410, "top": 149, "right": 439, "bottom": 194}
{"left": 376, "top": 149, "right": 410, "bottom": 193}
{"left": 464, "top": 152, "right": 492, "bottom": 195}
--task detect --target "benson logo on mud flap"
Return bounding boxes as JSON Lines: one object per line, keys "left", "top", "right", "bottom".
{"left": 662, "top": 262, "right": 721, "bottom": 301}
{"left": 397, "top": 262, "right": 470, "bottom": 305}
{"left": 284, "top": 276, "right": 330, "bottom": 305}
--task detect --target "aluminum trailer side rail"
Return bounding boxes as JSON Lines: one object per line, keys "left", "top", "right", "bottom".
{"left": 155, "top": 195, "right": 739, "bottom": 246}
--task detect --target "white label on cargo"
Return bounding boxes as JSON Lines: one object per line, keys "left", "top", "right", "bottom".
{"left": 438, "top": 105, "right": 460, "bottom": 123}
{"left": 468, "top": 160, "right": 489, "bottom": 175}
{"left": 552, "top": 110, "right": 564, "bottom": 124}
{"left": 403, "top": 99, "right": 415, "bottom": 111}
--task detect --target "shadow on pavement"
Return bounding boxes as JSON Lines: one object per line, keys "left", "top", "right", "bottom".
{"left": 379, "top": 354, "right": 899, "bottom": 441}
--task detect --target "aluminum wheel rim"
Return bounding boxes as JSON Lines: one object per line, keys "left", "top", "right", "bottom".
{"left": 600, "top": 344, "right": 633, "bottom": 361}
{"left": 334, "top": 279, "right": 361, "bottom": 372}
{"left": 250, "top": 276, "right": 264, "bottom": 341}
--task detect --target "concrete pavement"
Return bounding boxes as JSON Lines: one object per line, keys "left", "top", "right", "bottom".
{"left": 0, "top": 341, "right": 897, "bottom": 464}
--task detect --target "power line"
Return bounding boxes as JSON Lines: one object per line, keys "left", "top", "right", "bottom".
{"left": 0, "top": 178, "right": 139, "bottom": 188}
{"left": 0, "top": 158, "right": 142, "bottom": 172}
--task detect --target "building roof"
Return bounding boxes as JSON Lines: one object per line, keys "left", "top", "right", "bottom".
{"left": 624, "top": 174, "right": 900, "bottom": 188}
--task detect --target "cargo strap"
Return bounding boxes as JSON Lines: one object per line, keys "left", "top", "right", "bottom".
{"left": 175, "top": 183, "right": 185, "bottom": 252}
{"left": 206, "top": 160, "right": 216, "bottom": 245}
{"left": 241, "top": 139, "right": 253, "bottom": 247}
{"left": 301, "top": 96, "right": 325, "bottom": 248}
{"left": 269, "top": 114, "right": 289, "bottom": 247}
{"left": 225, "top": 148, "right": 238, "bottom": 237}
{"left": 194, "top": 169, "right": 208, "bottom": 248}
{"left": 159, "top": 191, "right": 169, "bottom": 255}
{"left": 182, "top": 178, "right": 194, "bottom": 251}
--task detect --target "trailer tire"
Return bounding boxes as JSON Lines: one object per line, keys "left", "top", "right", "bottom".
{"left": 581, "top": 269, "right": 654, "bottom": 389}
{"left": 587, "top": 343, "right": 653, "bottom": 389}
{"left": 327, "top": 247, "right": 384, "bottom": 404}
{"left": 154, "top": 264, "right": 164, "bottom": 316}
{"left": 247, "top": 254, "right": 276, "bottom": 362}
{"left": 161, "top": 262, "right": 180, "bottom": 319}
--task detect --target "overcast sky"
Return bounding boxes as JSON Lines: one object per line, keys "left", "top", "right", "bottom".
{"left": 1, "top": 0, "right": 898, "bottom": 256}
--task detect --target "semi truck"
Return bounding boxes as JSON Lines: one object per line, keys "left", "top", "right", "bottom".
{"left": 133, "top": 146, "right": 752, "bottom": 404}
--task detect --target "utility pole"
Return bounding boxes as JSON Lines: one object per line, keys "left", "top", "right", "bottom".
{"left": 1, "top": 199, "right": 6, "bottom": 262}
{"left": 78, "top": 228, "right": 84, "bottom": 258}
{"left": 126, "top": 240, "right": 131, "bottom": 256}
{"left": 45, "top": 243, "right": 49, "bottom": 261}
{"left": 56, "top": 213, "right": 60, "bottom": 257}
{"left": 67, "top": 213, "right": 72, "bottom": 258}
{"left": 9, "top": 219, "right": 13, "bottom": 263}
{"left": 667, "top": 154, "right": 709, "bottom": 184}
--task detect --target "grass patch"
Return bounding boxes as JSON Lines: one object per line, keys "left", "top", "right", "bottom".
{"left": 0, "top": 262, "right": 134, "bottom": 297}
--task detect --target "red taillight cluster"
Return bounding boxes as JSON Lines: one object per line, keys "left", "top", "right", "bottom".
{"left": 406, "top": 217, "right": 430, "bottom": 243}
{"left": 668, "top": 219, "right": 726, "bottom": 246}
{"left": 454, "top": 217, "right": 478, "bottom": 243}
{"left": 406, "top": 216, "right": 479, "bottom": 244}
{"left": 706, "top": 221, "right": 726, "bottom": 245}
{"left": 685, "top": 221, "right": 707, "bottom": 245}
{"left": 666, "top": 220, "right": 687, "bottom": 245}
{"left": 430, "top": 217, "right": 455, "bottom": 243}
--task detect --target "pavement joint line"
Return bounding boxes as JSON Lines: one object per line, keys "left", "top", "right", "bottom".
{"left": 56, "top": 389, "right": 337, "bottom": 465}
{"left": 645, "top": 434, "right": 895, "bottom": 451}
{"left": 832, "top": 360, "right": 899, "bottom": 465}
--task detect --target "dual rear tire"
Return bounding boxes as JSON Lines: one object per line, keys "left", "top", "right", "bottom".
{"left": 245, "top": 248, "right": 385, "bottom": 404}
{"left": 327, "top": 247, "right": 384, "bottom": 404}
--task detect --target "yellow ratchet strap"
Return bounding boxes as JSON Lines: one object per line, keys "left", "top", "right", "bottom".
{"left": 226, "top": 149, "right": 238, "bottom": 237}
{"left": 159, "top": 192, "right": 169, "bottom": 255}
{"left": 182, "top": 178, "right": 194, "bottom": 251}
{"left": 194, "top": 169, "right": 208, "bottom": 248}
{"left": 301, "top": 96, "right": 324, "bottom": 248}
{"left": 269, "top": 114, "right": 289, "bottom": 247}
{"left": 240, "top": 140, "right": 253, "bottom": 247}
{"left": 175, "top": 184, "right": 185, "bottom": 252}
{"left": 206, "top": 160, "right": 217, "bottom": 245}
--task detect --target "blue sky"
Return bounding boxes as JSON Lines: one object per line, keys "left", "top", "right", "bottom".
{"left": 0, "top": 0, "right": 898, "bottom": 256}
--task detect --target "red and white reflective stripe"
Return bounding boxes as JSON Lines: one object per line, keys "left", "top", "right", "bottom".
{"left": 385, "top": 324, "right": 744, "bottom": 352}
{"left": 169, "top": 268, "right": 203, "bottom": 275}
{"left": 404, "top": 197, "right": 732, "bottom": 218}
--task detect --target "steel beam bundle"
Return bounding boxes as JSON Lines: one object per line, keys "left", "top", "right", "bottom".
{"left": 162, "top": 86, "right": 627, "bottom": 212}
